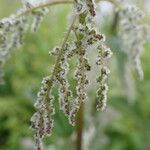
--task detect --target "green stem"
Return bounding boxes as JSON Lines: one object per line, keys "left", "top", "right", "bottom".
{"left": 76, "top": 103, "right": 84, "bottom": 150}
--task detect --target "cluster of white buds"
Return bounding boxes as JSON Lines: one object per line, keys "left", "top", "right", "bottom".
{"left": 118, "top": 4, "right": 149, "bottom": 80}
{"left": 68, "top": 13, "right": 113, "bottom": 123}
{"left": 31, "top": 76, "right": 55, "bottom": 150}
{"left": 0, "top": 0, "right": 127, "bottom": 148}
{"left": 74, "top": 0, "right": 96, "bottom": 16}
{"left": 0, "top": 1, "right": 49, "bottom": 83}
{"left": 74, "top": 0, "right": 87, "bottom": 14}
{"left": 96, "top": 43, "right": 112, "bottom": 111}
{"left": 31, "top": 112, "right": 44, "bottom": 150}
{"left": 74, "top": 24, "right": 106, "bottom": 48}
{"left": 74, "top": 55, "right": 90, "bottom": 105}
{"left": 85, "top": 0, "right": 96, "bottom": 16}
{"left": 54, "top": 44, "right": 73, "bottom": 117}
{"left": 69, "top": 45, "right": 90, "bottom": 125}
{"left": 0, "top": 0, "right": 149, "bottom": 149}
{"left": 68, "top": 22, "right": 93, "bottom": 126}
{"left": 66, "top": 42, "right": 79, "bottom": 59}
{"left": 74, "top": 21, "right": 112, "bottom": 111}
{"left": 0, "top": 15, "right": 27, "bottom": 82}
{"left": 22, "top": 1, "right": 49, "bottom": 32}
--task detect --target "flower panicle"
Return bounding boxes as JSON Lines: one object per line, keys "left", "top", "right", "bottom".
{"left": 0, "top": 1, "right": 49, "bottom": 83}
{"left": 96, "top": 42, "right": 112, "bottom": 111}
{"left": 118, "top": 4, "right": 149, "bottom": 81}
{"left": 31, "top": 76, "right": 55, "bottom": 150}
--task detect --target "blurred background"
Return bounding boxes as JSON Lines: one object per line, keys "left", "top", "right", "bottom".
{"left": 0, "top": 0, "right": 150, "bottom": 150}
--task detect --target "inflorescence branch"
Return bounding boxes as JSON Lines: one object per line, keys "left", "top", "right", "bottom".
{"left": 0, "top": 0, "right": 149, "bottom": 150}
{"left": 16, "top": 0, "right": 74, "bottom": 18}
{"left": 15, "top": 0, "right": 118, "bottom": 19}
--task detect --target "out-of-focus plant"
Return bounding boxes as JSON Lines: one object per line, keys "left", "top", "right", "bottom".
{"left": 0, "top": 0, "right": 149, "bottom": 150}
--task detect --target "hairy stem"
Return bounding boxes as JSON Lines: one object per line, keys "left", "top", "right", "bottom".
{"left": 15, "top": 0, "right": 119, "bottom": 19}
{"left": 44, "top": 14, "right": 77, "bottom": 106}
{"left": 50, "top": 15, "right": 77, "bottom": 80}
{"left": 76, "top": 103, "right": 84, "bottom": 150}
{"left": 16, "top": 0, "right": 73, "bottom": 18}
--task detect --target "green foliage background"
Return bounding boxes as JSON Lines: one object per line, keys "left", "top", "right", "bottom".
{"left": 0, "top": 0, "right": 150, "bottom": 150}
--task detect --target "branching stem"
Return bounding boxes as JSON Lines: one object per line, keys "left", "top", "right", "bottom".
{"left": 15, "top": 0, "right": 119, "bottom": 19}
{"left": 45, "top": 14, "right": 77, "bottom": 103}
{"left": 16, "top": 0, "right": 73, "bottom": 18}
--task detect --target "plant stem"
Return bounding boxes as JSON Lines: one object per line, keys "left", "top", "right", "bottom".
{"left": 44, "top": 14, "right": 77, "bottom": 107}
{"left": 15, "top": 0, "right": 119, "bottom": 19}
{"left": 49, "top": 14, "right": 77, "bottom": 82}
{"left": 16, "top": 0, "right": 73, "bottom": 18}
{"left": 76, "top": 103, "right": 84, "bottom": 150}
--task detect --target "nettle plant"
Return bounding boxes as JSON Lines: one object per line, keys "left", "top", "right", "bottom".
{"left": 0, "top": 0, "right": 149, "bottom": 149}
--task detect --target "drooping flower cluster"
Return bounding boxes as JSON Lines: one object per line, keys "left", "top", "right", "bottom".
{"left": 1, "top": 0, "right": 149, "bottom": 149}
{"left": 0, "top": 0, "right": 48, "bottom": 83}
{"left": 53, "top": 44, "right": 73, "bottom": 117}
{"left": 0, "top": 16, "right": 27, "bottom": 83}
{"left": 29, "top": 0, "right": 113, "bottom": 145}
{"left": 69, "top": 42, "right": 90, "bottom": 125}
{"left": 118, "top": 4, "right": 150, "bottom": 80}
{"left": 31, "top": 76, "right": 55, "bottom": 150}
{"left": 71, "top": 19, "right": 113, "bottom": 112}
{"left": 69, "top": 18, "right": 113, "bottom": 124}
{"left": 96, "top": 44, "right": 112, "bottom": 111}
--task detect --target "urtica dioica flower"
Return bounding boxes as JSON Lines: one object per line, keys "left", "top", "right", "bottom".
{"left": 0, "top": 0, "right": 48, "bottom": 83}
{"left": 31, "top": 0, "right": 113, "bottom": 147}
{"left": 0, "top": 0, "right": 112, "bottom": 148}
{"left": 118, "top": 4, "right": 149, "bottom": 80}
{"left": 0, "top": 0, "right": 149, "bottom": 149}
